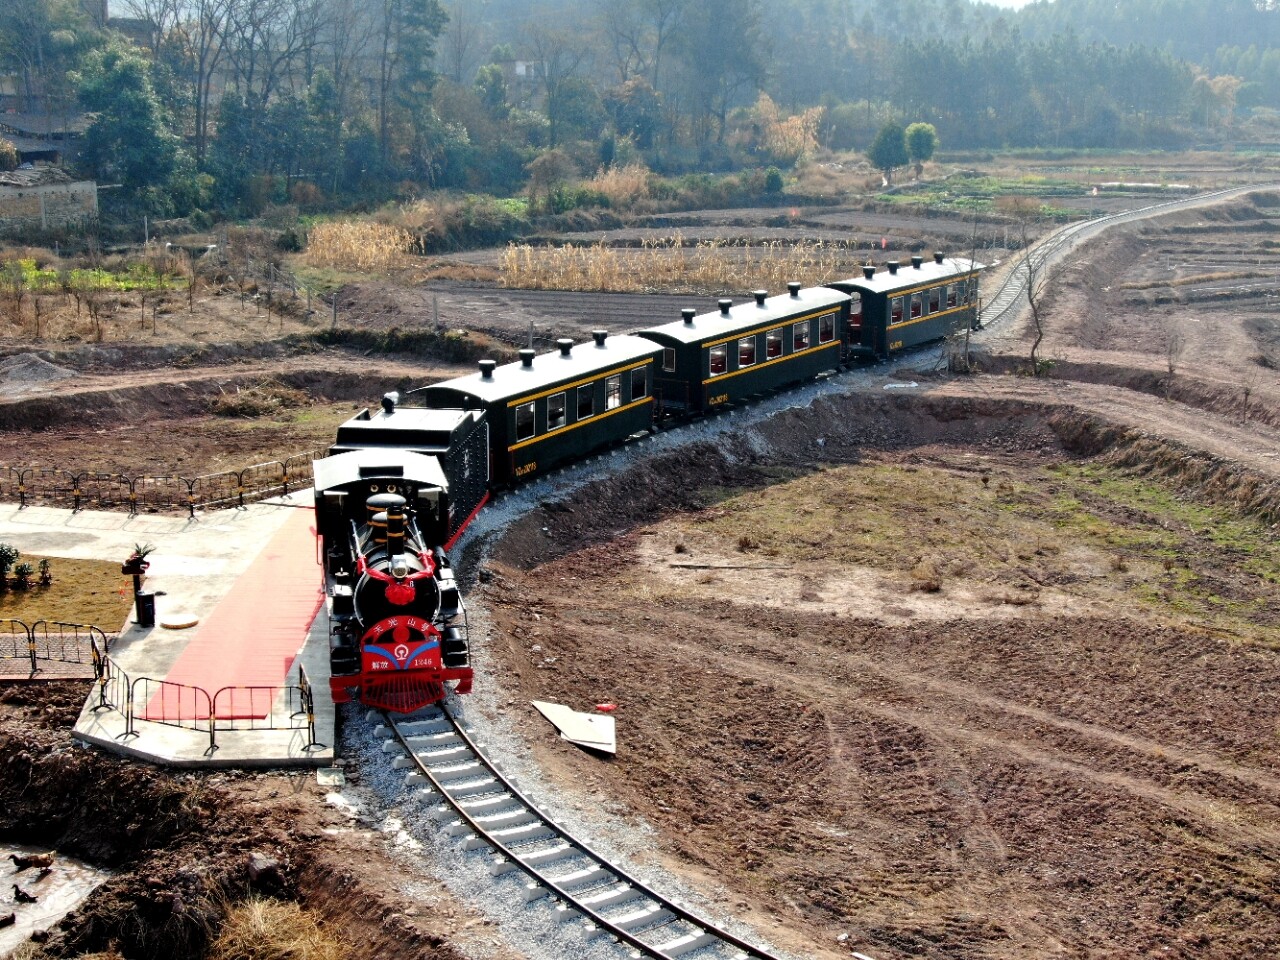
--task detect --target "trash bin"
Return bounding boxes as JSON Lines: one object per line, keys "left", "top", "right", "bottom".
{"left": 135, "top": 591, "right": 156, "bottom": 628}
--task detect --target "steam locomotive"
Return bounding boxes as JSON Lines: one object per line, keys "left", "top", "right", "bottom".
{"left": 314, "top": 254, "right": 983, "bottom": 712}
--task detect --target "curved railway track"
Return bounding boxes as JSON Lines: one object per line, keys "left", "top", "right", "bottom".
{"left": 378, "top": 704, "right": 784, "bottom": 960}
{"left": 978, "top": 184, "right": 1279, "bottom": 329}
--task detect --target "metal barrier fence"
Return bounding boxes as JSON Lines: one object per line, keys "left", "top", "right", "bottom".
{"left": 88, "top": 652, "right": 321, "bottom": 757}
{"left": 0, "top": 618, "right": 111, "bottom": 676}
{"left": 0, "top": 449, "right": 325, "bottom": 517}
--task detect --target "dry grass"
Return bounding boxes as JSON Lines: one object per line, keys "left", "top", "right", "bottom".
{"left": 501, "top": 237, "right": 864, "bottom": 294}
{"left": 304, "top": 221, "right": 411, "bottom": 273}
{"left": 208, "top": 379, "right": 310, "bottom": 418}
{"left": 207, "top": 898, "right": 345, "bottom": 960}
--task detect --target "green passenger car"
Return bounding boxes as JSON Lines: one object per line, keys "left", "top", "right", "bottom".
{"left": 407, "top": 331, "right": 662, "bottom": 486}
{"left": 636, "top": 283, "right": 850, "bottom": 415}
{"left": 827, "top": 253, "right": 984, "bottom": 359}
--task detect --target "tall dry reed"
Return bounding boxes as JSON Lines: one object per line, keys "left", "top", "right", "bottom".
{"left": 501, "top": 237, "right": 864, "bottom": 295}
{"left": 304, "top": 221, "right": 411, "bottom": 273}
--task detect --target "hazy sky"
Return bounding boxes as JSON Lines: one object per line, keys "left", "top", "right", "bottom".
{"left": 983, "top": 0, "right": 1040, "bottom": 8}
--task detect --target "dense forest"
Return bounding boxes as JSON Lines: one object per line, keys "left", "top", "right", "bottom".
{"left": 0, "top": 0, "right": 1276, "bottom": 220}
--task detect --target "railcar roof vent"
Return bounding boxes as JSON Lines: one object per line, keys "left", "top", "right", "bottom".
{"left": 753, "top": 289, "right": 768, "bottom": 306}
{"left": 518, "top": 348, "right": 535, "bottom": 368}
{"left": 863, "top": 265, "right": 875, "bottom": 279}
{"left": 911, "top": 255, "right": 923, "bottom": 269}
{"left": 887, "top": 260, "right": 900, "bottom": 274}
{"left": 592, "top": 329, "right": 608, "bottom": 347}
{"left": 381, "top": 391, "right": 399, "bottom": 414}
{"left": 478, "top": 359, "right": 496, "bottom": 379}
{"left": 557, "top": 338, "right": 573, "bottom": 357}
{"left": 934, "top": 251, "right": 945, "bottom": 264}
{"left": 682, "top": 308, "right": 696, "bottom": 325}
{"left": 787, "top": 281, "right": 801, "bottom": 297}
{"left": 718, "top": 298, "right": 732, "bottom": 315}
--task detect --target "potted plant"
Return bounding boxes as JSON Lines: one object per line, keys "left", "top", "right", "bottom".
{"left": 0, "top": 544, "right": 18, "bottom": 591}
{"left": 13, "top": 563, "right": 33, "bottom": 591}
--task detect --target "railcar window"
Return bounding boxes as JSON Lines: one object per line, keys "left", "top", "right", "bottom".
{"left": 739, "top": 336, "right": 756, "bottom": 367}
{"left": 819, "top": 312, "right": 835, "bottom": 343}
{"left": 606, "top": 375, "right": 621, "bottom": 410}
{"left": 578, "top": 384, "right": 595, "bottom": 419}
{"left": 766, "top": 329, "right": 783, "bottom": 358}
{"left": 547, "top": 392, "right": 566, "bottom": 430}
{"left": 515, "top": 401, "right": 535, "bottom": 442}
{"left": 929, "top": 287, "right": 941, "bottom": 312}
{"left": 947, "top": 284, "right": 957, "bottom": 307}
{"left": 662, "top": 348, "right": 676, "bottom": 372}
{"left": 793, "top": 320, "right": 810, "bottom": 349}
{"left": 911, "top": 293, "right": 922, "bottom": 318}
{"left": 709, "top": 344, "right": 727, "bottom": 376}
{"left": 891, "top": 297, "right": 903, "bottom": 325}
{"left": 631, "top": 367, "right": 647, "bottom": 401}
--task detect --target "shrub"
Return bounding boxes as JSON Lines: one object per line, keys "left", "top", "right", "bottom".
{"left": 764, "top": 167, "right": 784, "bottom": 194}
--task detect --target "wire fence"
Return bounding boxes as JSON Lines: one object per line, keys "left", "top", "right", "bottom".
{"left": 0, "top": 449, "right": 326, "bottom": 516}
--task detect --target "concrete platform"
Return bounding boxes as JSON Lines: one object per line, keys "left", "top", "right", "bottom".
{"left": 0, "top": 499, "right": 337, "bottom": 768}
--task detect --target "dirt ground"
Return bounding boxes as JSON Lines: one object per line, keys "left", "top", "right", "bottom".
{"left": 476, "top": 396, "right": 1280, "bottom": 960}
{"left": 1, "top": 166, "right": 1279, "bottom": 959}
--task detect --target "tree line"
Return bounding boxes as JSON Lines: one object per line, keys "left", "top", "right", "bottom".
{"left": 0, "top": 0, "right": 1274, "bottom": 221}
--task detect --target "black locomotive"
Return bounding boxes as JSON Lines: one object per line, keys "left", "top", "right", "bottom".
{"left": 313, "top": 254, "right": 982, "bottom": 711}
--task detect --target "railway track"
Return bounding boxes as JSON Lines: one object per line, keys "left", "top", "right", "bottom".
{"left": 378, "top": 704, "right": 785, "bottom": 960}
{"left": 978, "top": 184, "right": 1278, "bottom": 330}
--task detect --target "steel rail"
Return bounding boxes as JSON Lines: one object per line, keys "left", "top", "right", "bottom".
{"left": 978, "top": 184, "right": 1277, "bottom": 330}
{"left": 383, "top": 706, "right": 783, "bottom": 960}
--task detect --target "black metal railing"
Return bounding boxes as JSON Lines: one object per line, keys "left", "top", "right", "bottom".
{"left": 1, "top": 448, "right": 326, "bottom": 517}
{"left": 87, "top": 652, "right": 322, "bottom": 757}
{"left": 0, "top": 618, "right": 111, "bottom": 676}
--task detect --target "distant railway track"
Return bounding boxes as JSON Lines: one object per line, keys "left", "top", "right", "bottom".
{"left": 379, "top": 705, "right": 785, "bottom": 960}
{"left": 978, "top": 184, "right": 1280, "bottom": 330}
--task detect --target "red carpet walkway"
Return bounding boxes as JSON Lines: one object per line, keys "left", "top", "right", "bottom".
{"left": 144, "top": 508, "right": 323, "bottom": 721}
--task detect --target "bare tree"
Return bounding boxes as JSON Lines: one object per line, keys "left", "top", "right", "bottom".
{"left": 171, "top": 0, "right": 232, "bottom": 163}
{"left": 945, "top": 214, "right": 985, "bottom": 374}
{"left": 118, "top": 0, "right": 185, "bottom": 56}
{"left": 440, "top": 0, "right": 485, "bottom": 84}
{"left": 527, "top": 22, "right": 590, "bottom": 147}
{"left": 1161, "top": 317, "right": 1185, "bottom": 398}
{"left": 1017, "top": 213, "right": 1051, "bottom": 376}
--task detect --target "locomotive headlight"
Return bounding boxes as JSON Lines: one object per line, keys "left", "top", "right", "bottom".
{"left": 391, "top": 556, "right": 410, "bottom": 579}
